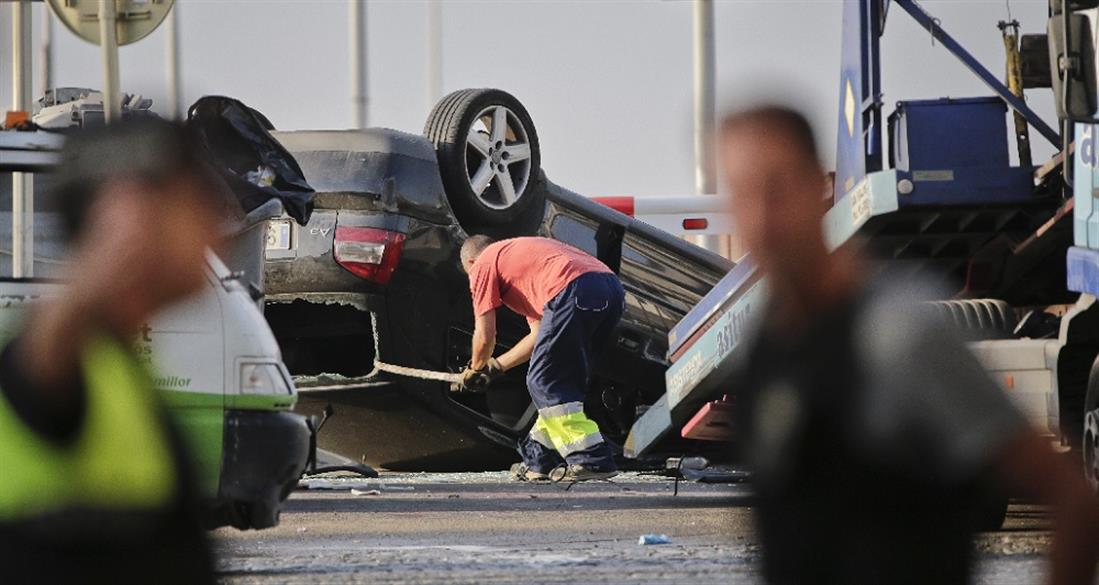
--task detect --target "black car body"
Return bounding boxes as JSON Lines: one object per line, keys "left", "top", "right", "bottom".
{"left": 263, "top": 90, "right": 731, "bottom": 470}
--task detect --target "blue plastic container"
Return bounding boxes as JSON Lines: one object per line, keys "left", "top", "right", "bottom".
{"left": 888, "top": 97, "right": 1034, "bottom": 205}
{"left": 891, "top": 97, "right": 1009, "bottom": 170}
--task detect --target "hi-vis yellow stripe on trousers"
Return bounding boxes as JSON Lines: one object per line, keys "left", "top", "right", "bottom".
{"left": 530, "top": 401, "right": 604, "bottom": 456}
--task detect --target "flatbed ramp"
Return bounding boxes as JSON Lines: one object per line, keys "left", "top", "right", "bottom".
{"left": 626, "top": 159, "right": 1067, "bottom": 459}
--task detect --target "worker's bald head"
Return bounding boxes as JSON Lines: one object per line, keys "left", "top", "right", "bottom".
{"left": 461, "top": 235, "right": 495, "bottom": 271}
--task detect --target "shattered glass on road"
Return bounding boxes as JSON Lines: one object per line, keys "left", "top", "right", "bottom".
{"left": 216, "top": 473, "right": 1052, "bottom": 584}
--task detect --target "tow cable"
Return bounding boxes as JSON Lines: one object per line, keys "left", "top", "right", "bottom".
{"left": 374, "top": 362, "right": 462, "bottom": 384}
{"left": 294, "top": 312, "right": 463, "bottom": 392}
{"left": 369, "top": 311, "right": 464, "bottom": 383}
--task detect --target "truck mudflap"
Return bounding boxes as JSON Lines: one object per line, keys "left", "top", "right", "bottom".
{"left": 210, "top": 410, "right": 311, "bottom": 530}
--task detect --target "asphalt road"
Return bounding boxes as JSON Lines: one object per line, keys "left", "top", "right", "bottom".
{"left": 214, "top": 472, "right": 1054, "bottom": 584}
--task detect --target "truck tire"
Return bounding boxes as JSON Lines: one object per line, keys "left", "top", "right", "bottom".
{"left": 927, "top": 299, "right": 1016, "bottom": 340}
{"left": 1083, "top": 360, "right": 1099, "bottom": 494}
{"left": 425, "top": 88, "right": 544, "bottom": 230}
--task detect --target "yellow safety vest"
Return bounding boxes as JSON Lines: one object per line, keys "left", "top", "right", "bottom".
{"left": 0, "top": 335, "right": 177, "bottom": 520}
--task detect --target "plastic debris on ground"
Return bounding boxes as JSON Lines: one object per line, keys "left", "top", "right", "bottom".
{"left": 681, "top": 465, "right": 751, "bottom": 483}
{"left": 297, "top": 477, "right": 414, "bottom": 493}
{"left": 350, "top": 489, "right": 382, "bottom": 496}
{"left": 298, "top": 470, "right": 698, "bottom": 492}
{"left": 638, "top": 534, "right": 672, "bottom": 545}
{"left": 665, "top": 457, "right": 751, "bottom": 483}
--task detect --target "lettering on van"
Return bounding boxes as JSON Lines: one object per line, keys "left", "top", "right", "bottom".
{"left": 153, "top": 375, "right": 193, "bottom": 389}
{"left": 132, "top": 323, "right": 154, "bottom": 366}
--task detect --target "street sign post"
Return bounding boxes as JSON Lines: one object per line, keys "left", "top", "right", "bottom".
{"left": 46, "top": 0, "right": 176, "bottom": 122}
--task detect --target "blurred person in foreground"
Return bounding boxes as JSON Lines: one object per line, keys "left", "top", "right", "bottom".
{"left": 721, "top": 104, "right": 1099, "bottom": 585}
{"left": 0, "top": 119, "right": 221, "bottom": 583}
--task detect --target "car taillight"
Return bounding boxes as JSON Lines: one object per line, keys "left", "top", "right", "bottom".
{"left": 334, "top": 226, "right": 405, "bottom": 284}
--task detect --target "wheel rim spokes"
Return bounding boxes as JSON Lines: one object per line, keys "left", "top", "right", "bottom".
{"left": 497, "top": 168, "right": 517, "bottom": 204}
{"left": 465, "top": 105, "right": 532, "bottom": 210}
{"left": 468, "top": 131, "right": 492, "bottom": 157}
{"left": 470, "top": 159, "right": 494, "bottom": 196}
{"left": 504, "top": 142, "right": 531, "bottom": 163}
{"left": 491, "top": 107, "right": 508, "bottom": 143}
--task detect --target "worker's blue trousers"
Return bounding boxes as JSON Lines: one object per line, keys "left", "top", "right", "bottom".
{"left": 518, "top": 272, "right": 624, "bottom": 473}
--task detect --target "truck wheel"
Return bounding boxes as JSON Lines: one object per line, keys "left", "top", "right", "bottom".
{"left": 927, "top": 299, "right": 1015, "bottom": 340}
{"left": 246, "top": 501, "right": 281, "bottom": 530}
{"left": 425, "top": 88, "right": 544, "bottom": 229}
{"left": 1084, "top": 367, "right": 1099, "bottom": 493}
{"left": 1086, "top": 407, "right": 1099, "bottom": 493}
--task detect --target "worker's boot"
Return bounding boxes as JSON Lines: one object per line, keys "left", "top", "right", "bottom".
{"left": 509, "top": 462, "right": 549, "bottom": 482}
{"left": 550, "top": 464, "right": 618, "bottom": 483}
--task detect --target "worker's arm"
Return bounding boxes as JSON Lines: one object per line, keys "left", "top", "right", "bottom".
{"left": 0, "top": 297, "right": 94, "bottom": 443}
{"left": 495, "top": 319, "right": 540, "bottom": 371}
{"left": 995, "top": 431, "right": 1099, "bottom": 585}
{"left": 2, "top": 184, "right": 157, "bottom": 441}
{"left": 470, "top": 311, "right": 497, "bottom": 370}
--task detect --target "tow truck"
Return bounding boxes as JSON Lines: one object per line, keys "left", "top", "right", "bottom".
{"left": 625, "top": 0, "right": 1099, "bottom": 498}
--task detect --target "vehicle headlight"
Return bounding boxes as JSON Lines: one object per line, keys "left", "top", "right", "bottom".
{"left": 240, "top": 363, "right": 292, "bottom": 395}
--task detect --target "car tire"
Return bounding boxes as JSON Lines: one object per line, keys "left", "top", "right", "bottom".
{"left": 425, "top": 88, "right": 544, "bottom": 229}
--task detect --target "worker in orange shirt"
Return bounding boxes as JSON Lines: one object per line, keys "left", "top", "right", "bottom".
{"left": 459, "top": 235, "right": 623, "bottom": 483}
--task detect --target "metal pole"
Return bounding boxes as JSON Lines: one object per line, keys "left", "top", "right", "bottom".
{"left": 39, "top": 4, "right": 53, "bottom": 101}
{"left": 166, "top": 4, "right": 181, "bottom": 120}
{"left": 99, "top": 0, "right": 121, "bottom": 123}
{"left": 691, "top": 0, "right": 721, "bottom": 255}
{"left": 426, "top": 0, "right": 442, "bottom": 107}
{"left": 350, "top": 0, "right": 368, "bottom": 129}
{"left": 12, "top": 1, "right": 34, "bottom": 278}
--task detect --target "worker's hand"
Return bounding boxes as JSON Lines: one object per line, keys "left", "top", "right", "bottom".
{"left": 65, "top": 182, "right": 164, "bottom": 332}
{"left": 482, "top": 357, "right": 505, "bottom": 384}
{"left": 457, "top": 357, "right": 505, "bottom": 392}
{"left": 458, "top": 366, "right": 489, "bottom": 393}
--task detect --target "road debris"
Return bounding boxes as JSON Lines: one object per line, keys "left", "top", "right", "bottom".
{"left": 351, "top": 489, "right": 382, "bottom": 496}
{"left": 638, "top": 534, "right": 672, "bottom": 545}
{"left": 299, "top": 478, "right": 376, "bottom": 491}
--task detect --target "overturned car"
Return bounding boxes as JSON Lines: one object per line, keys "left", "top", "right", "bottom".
{"left": 261, "top": 89, "right": 730, "bottom": 470}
